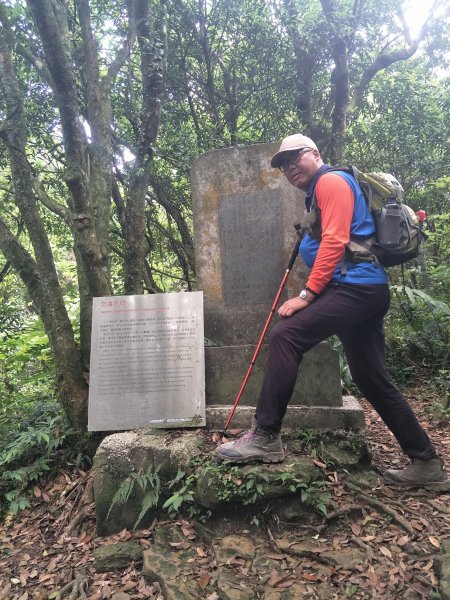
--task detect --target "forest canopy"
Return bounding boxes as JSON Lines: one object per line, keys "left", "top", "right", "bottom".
{"left": 0, "top": 0, "right": 449, "bottom": 433}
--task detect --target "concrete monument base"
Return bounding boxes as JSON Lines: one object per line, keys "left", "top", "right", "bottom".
{"left": 205, "top": 341, "right": 342, "bottom": 407}
{"left": 206, "top": 396, "right": 365, "bottom": 431}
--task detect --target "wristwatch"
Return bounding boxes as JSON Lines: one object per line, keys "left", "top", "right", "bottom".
{"left": 299, "top": 289, "right": 316, "bottom": 303}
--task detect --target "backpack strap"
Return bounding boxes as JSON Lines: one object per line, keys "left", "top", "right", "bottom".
{"left": 304, "top": 166, "right": 378, "bottom": 267}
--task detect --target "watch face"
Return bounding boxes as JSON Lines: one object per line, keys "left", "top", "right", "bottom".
{"left": 300, "top": 290, "right": 307, "bottom": 299}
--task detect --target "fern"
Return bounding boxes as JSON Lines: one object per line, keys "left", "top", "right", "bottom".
{"left": 107, "top": 476, "right": 135, "bottom": 519}
{"left": 134, "top": 485, "right": 160, "bottom": 530}
{"left": 106, "top": 465, "right": 161, "bottom": 529}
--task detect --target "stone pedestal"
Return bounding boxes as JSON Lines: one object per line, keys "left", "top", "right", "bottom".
{"left": 191, "top": 142, "right": 364, "bottom": 431}
{"left": 205, "top": 342, "right": 342, "bottom": 407}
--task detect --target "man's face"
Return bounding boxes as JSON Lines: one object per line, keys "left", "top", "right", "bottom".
{"left": 280, "top": 149, "right": 323, "bottom": 191}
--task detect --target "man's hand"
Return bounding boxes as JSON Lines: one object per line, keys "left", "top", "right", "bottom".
{"left": 278, "top": 297, "right": 310, "bottom": 317}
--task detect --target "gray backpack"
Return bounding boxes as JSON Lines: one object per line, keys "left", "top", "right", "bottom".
{"left": 301, "top": 166, "right": 426, "bottom": 268}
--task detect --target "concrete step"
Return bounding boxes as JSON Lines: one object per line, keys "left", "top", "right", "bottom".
{"left": 205, "top": 396, "right": 365, "bottom": 431}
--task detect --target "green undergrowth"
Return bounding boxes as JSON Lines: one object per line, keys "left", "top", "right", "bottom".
{"left": 0, "top": 400, "right": 91, "bottom": 516}
{"left": 167, "top": 456, "right": 333, "bottom": 518}
{"left": 106, "top": 455, "right": 333, "bottom": 528}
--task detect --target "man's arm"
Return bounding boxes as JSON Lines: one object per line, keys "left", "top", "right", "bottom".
{"left": 278, "top": 173, "right": 354, "bottom": 317}
{"left": 305, "top": 173, "right": 354, "bottom": 295}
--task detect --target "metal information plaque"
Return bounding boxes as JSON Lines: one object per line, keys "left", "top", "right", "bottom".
{"left": 88, "top": 292, "right": 205, "bottom": 431}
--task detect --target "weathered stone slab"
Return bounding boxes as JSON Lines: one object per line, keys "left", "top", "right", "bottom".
{"left": 435, "top": 538, "right": 450, "bottom": 600}
{"left": 94, "top": 430, "right": 205, "bottom": 535}
{"left": 217, "top": 571, "right": 256, "bottom": 600}
{"left": 192, "top": 142, "right": 352, "bottom": 428}
{"left": 213, "top": 535, "right": 257, "bottom": 564}
{"left": 205, "top": 342, "right": 342, "bottom": 407}
{"left": 205, "top": 396, "right": 365, "bottom": 432}
{"left": 93, "top": 541, "right": 143, "bottom": 572}
{"left": 191, "top": 142, "right": 308, "bottom": 346}
{"left": 219, "top": 191, "right": 284, "bottom": 306}
{"left": 195, "top": 457, "right": 319, "bottom": 509}
{"left": 142, "top": 525, "right": 199, "bottom": 599}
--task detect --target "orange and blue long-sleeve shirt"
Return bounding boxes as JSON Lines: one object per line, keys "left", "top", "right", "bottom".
{"left": 300, "top": 166, "right": 388, "bottom": 295}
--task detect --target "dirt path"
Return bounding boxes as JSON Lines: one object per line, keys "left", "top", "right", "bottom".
{"left": 1, "top": 381, "right": 449, "bottom": 599}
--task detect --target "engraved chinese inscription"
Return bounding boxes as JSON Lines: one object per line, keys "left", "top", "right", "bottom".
{"left": 219, "top": 191, "right": 283, "bottom": 305}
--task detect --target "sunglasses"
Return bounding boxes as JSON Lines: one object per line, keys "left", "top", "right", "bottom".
{"left": 278, "top": 148, "right": 313, "bottom": 172}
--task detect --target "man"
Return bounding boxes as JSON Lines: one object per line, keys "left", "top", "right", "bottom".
{"left": 215, "top": 133, "right": 448, "bottom": 490}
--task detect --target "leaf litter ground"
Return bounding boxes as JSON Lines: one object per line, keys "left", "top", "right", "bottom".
{"left": 0, "top": 379, "right": 449, "bottom": 600}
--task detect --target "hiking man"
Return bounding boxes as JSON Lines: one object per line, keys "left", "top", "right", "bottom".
{"left": 215, "top": 134, "right": 448, "bottom": 490}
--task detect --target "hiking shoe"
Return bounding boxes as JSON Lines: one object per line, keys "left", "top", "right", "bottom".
{"left": 215, "top": 427, "right": 285, "bottom": 464}
{"left": 383, "top": 457, "right": 449, "bottom": 491}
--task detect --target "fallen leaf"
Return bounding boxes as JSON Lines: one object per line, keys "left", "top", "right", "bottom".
{"left": 429, "top": 536, "right": 440, "bottom": 549}
{"left": 228, "top": 557, "right": 246, "bottom": 567}
{"left": 33, "top": 486, "right": 42, "bottom": 498}
{"left": 302, "top": 572, "right": 318, "bottom": 582}
{"left": 196, "top": 546, "right": 207, "bottom": 558}
{"left": 380, "top": 546, "right": 392, "bottom": 559}
{"left": 139, "top": 539, "right": 152, "bottom": 547}
{"left": 268, "top": 570, "right": 281, "bottom": 586}
{"left": 169, "top": 541, "right": 191, "bottom": 550}
{"left": 397, "top": 535, "right": 410, "bottom": 546}
{"left": 181, "top": 525, "right": 196, "bottom": 539}
{"left": 312, "top": 459, "right": 327, "bottom": 469}
{"left": 265, "top": 553, "right": 288, "bottom": 560}
{"left": 198, "top": 573, "right": 210, "bottom": 590}
{"left": 351, "top": 523, "right": 361, "bottom": 536}
{"left": 206, "top": 593, "right": 219, "bottom": 600}
{"left": 274, "top": 575, "right": 296, "bottom": 588}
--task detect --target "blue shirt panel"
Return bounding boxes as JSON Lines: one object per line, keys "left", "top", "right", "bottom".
{"left": 300, "top": 170, "right": 388, "bottom": 285}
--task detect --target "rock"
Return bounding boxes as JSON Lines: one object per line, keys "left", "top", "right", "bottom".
{"left": 402, "top": 589, "right": 421, "bottom": 600}
{"left": 93, "top": 541, "right": 143, "bottom": 572}
{"left": 316, "top": 581, "right": 334, "bottom": 600}
{"left": 213, "top": 535, "right": 256, "bottom": 565}
{"left": 321, "top": 549, "right": 366, "bottom": 570}
{"left": 142, "top": 524, "right": 199, "bottom": 599}
{"left": 94, "top": 430, "right": 205, "bottom": 535}
{"left": 269, "top": 497, "right": 323, "bottom": 524}
{"left": 252, "top": 555, "right": 284, "bottom": 576}
{"left": 195, "top": 457, "right": 320, "bottom": 509}
{"left": 275, "top": 537, "right": 365, "bottom": 570}
{"left": 321, "top": 442, "right": 371, "bottom": 470}
{"left": 263, "top": 583, "right": 312, "bottom": 599}
{"left": 217, "top": 570, "right": 255, "bottom": 599}
{"left": 434, "top": 538, "right": 450, "bottom": 600}
{"left": 346, "top": 469, "right": 381, "bottom": 490}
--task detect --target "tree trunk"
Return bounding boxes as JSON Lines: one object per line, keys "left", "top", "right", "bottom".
{"left": 123, "top": 0, "right": 167, "bottom": 294}
{"left": 0, "top": 7, "right": 89, "bottom": 429}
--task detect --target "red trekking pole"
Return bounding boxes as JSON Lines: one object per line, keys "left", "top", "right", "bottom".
{"left": 223, "top": 227, "right": 302, "bottom": 432}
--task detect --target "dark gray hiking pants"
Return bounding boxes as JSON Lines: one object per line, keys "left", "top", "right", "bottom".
{"left": 256, "top": 283, "right": 437, "bottom": 461}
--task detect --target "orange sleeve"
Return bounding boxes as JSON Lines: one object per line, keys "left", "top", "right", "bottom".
{"left": 305, "top": 173, "right": 354, "bottom": 294}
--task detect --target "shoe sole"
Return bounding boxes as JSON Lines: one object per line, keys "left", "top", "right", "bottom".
{"left": 383, "top": 476, "right": 450, "bottom": 492}
{"left": 214, "top": 451, "right": 285, "bottom": 464}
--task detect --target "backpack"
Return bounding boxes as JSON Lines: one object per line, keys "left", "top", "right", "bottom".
{"left": 300, "top": 165, "right": 426, "bottom": 268}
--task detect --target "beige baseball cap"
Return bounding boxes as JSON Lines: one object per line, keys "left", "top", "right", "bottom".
{"left": 270, "top": 134, "right": 318, "bottom": 168}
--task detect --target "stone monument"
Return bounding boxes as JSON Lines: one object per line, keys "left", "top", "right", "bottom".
{"left": 191, "top": 142, "right": 364, "bottom": 431}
